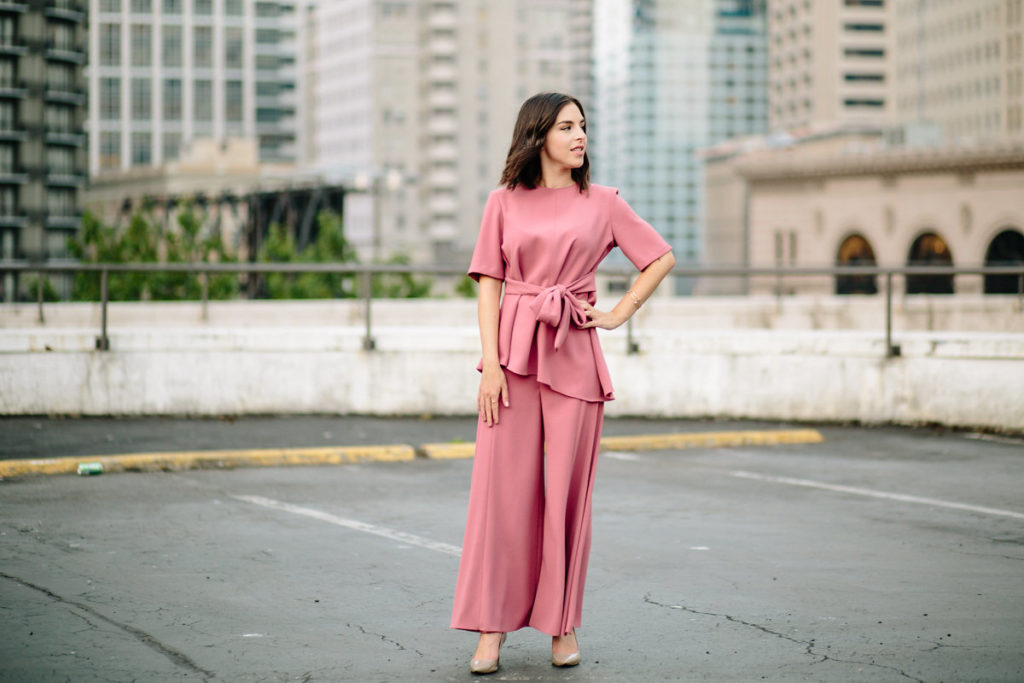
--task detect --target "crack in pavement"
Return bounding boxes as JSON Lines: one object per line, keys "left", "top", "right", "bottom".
{"left": 643, "top": 594, "right": 925, "bottom": 683}
{"left": 346, "top": 622, "right": 424, "bottom": 657}
{"left": 1, "top": 571, "right": 215, "bottom": 681}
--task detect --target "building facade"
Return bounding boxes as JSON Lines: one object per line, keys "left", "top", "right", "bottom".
{"left": 891, "top": 0, "right": 1024, "bottom": 144}
{"left": 86, "top": 0, "right": 305, "bottom": 176}
{"left": 767, "top": 0, "right": 889, "bottom": 132}
{"left": 0, "top": 0, "right": 88, "bottom": 290}
{"left": 702, "top": 132, "right": 1024, "bottom": 296}
{"left": 594, "top": 0, "right": 767, "bottom": 275}
{"left": 309, "top": 0, "right": 593, "bottom": 264}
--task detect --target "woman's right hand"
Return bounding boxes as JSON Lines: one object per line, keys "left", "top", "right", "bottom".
{"left": 478, "top": 363, "right": 509, "bottom": 427}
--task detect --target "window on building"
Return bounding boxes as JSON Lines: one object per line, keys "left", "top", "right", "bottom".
{"left": 906, "top": 232, "right": 954, "bottom": 294}
{"left": 100, "top": 0, "right": 121, "bottom": 11}
{"left": 100, "top": 131, "right": 120, "bottom": 169}
{"left": 162, "top": 25, "right": 182, "bottom": 67}
{"left": 0, "top": 101, "right": 15, "bottom": 128}
{"left": 45, "top": 105, "right": 73, "bottom": 133}
{"left": 194, "top": 0, "right": 212, "bottom": 15}
{"left": 844, "top": 0, "right": 884, "bottom": 6}
{"left": 194, "top": 80, "right": 212, "bottom": 121}
{"left": 225, "top": 28, "right": 244, "bottom": 69}
{"left": 162, "top": 0, "right": 181, "bottom": 14}
{"left": 225, "top": 80, "right": 243, "bottom": 122}
{"left": 843, "top": 48, "right": 885, "bottom": 58}
{"left": 46, "top": 147, "right": 74, "bottom": 174}
{"left": 194, "top": 26, "right": 213, "bottom": 68}
{"left": 224, "top": 0, "right": 243, "bottom": 15}
{"left": 0, "top": 59, "right": 14, "bottom": 87}
{"left": 844, "top": 23, "right": 884, "bottom": 32}
{"left": 844, "top": 73, "right": 885, "bottom": 82}
{"left": 131, "top": 78, "right": 151, "bottom": 120}
{"left": 47, "top": 188, "right": 75, "bottom": 216}
{"left": 100, "top": 24, "right": 121, "bottom": 65}
{"left": 0, "top": 143, "right": 14, "bottom": 172}
{"left": 100, "top": 78, "right": 120, "bottom": 120}
{"left": 843, "top": 98, "right": 885, "bottom": 107}
{"left": 163, "top": 132, "right": 182, "bottom": 162}
{"left": 47, "top": 22, "right": 74, "bottom": 50}
{"left": 131, "top": 24, "right": 151, "bottom": 66}
{"left": 163, "top": 79, "right": 182, "bottom": 120}
{"left": 0, "top": 186, "right": 16, "bottom": 214}
{"left": 131, "top": 132, "right": 151, "bottom": 165}
{"left": 131, "top": 0, "right": 151, "bottom": 12}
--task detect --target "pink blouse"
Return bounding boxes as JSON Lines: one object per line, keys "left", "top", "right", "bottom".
{"left": 468, "top": 183, "right": 672, "bottom": 402}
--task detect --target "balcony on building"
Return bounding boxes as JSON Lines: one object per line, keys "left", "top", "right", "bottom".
{"left": 0, "top": 1, "right": 28, "bottom": 14}
{"left": 44, "top": 166, "right": 86, "bottom": 186}
{"left": 44, "top": 40, "right": 86, "bottom": 64}
{"left": 45, "top": 213, "right": 80, "bottom": 230}
{"left": 45, "top": 128, "right": 85, "bottom": 147}
{"left": 43, "top": 82, "right": 85, "bottom": 106}
{"left": 44, "top": 0, "right": 85, "bottom": 22}
{"left": 0, "top": 163, "right": 28, "bottom": 184}
{"left": 0, "top": 35, "right": 29, "bottom": 57}
{"left": 0, "top": 77, "right": 26, "bottom": 99}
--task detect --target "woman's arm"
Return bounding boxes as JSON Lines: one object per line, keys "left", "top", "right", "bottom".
{"left": 579, "top": 250, "right": 676, "bottom": 330}
{"left": 477, "top": 275, "right": 509, "bottom": 426}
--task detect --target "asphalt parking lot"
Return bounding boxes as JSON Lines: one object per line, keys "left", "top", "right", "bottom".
{"left": 1, "top": 418, "right": 1022, "bottom": 682}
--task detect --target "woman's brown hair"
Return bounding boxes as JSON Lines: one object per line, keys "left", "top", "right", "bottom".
{"left": 499, "top": 92, "right": 590, "bottom": 192}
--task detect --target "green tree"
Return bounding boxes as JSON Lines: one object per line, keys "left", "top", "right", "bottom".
{"left": 67, "top": 205, "right": 237, "bottom": 301}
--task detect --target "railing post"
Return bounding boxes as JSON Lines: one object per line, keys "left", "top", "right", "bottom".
{"left": 95, "top": 267, "right": 110, "bottom": 351}
{"left": 36, "top": 269, "right": 44, "bottom": 324}
{"left": 362, "top": 268, "right": 375, "bottom": 351}
{"left": 626, "top": 315, "right": 639, "bottom": 354}
{"left": 200, "top": 271, "right": 209, "bottom": 322}
{"left": 885, "top": 271, "right": 900, "bottom": 358}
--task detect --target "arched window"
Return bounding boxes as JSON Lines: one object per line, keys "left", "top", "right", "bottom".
{"left": 906, "top": 232, "right": 954, "bottom": 294}
{"left": 984, "top": 228, "right": 1024, "bottom": 294}
{"left": 835, "top": 233, "right": 878, "bottom": 295}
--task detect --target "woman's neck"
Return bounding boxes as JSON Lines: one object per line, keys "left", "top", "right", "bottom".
{"left": 538, "top": 173, "right": 574, "bottom": 189}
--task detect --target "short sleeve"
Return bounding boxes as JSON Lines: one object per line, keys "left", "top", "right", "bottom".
{"left": 609, "top": 189, "right": 672, "bottom": 271}
{"left": 467, "top": 191, "right": 505, "bottom": 282}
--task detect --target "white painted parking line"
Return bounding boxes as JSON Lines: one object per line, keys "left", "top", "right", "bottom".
{"left": 603, "top": 451, "right": 642, "bottom": 461}
{"left": 731, "top": 471, "right": 1024, "bottom": 520}
{"left": 233, "top": 494, "right": 463, "bottom": 557}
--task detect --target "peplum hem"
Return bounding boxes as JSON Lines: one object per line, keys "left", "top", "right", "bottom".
{"left": 476, "top": 292, "right": 614, "bottom": 403}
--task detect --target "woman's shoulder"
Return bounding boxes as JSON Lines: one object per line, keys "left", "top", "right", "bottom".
{"left": 586, "top": 183, "right": 622, "bottom": 201}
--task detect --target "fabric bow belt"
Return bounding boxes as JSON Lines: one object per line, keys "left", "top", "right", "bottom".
{"left": 504, "top": 273, "right": 596, "bottom": 350}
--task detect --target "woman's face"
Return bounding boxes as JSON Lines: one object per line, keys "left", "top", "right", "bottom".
{"left": 540, "top": 103, "right": 587, "bottom": 171}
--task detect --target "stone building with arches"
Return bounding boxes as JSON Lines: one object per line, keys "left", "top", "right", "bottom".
{"left": 702, "top": 129, "right": 1024, "bottom": 296}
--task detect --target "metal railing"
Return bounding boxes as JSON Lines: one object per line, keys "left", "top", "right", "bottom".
{"left": 1, "top": 261, "right": 1022, "bottom": 358}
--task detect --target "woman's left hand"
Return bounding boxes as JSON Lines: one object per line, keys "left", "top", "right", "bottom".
{"left": 577, "top": 300, "right": 626, "bottom": 330}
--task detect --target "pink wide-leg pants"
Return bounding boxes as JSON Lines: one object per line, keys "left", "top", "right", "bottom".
{"left": 450, "top": 370, "right": 604, "bottom": 637}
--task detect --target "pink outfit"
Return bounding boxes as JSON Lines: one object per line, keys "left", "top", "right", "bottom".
{"left": 451, "top": 183, "right": 671, "bottom": 637}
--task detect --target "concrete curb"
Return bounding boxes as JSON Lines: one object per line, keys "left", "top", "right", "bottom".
{"left": 0, "top": 429, "right": 824, "bottom": 479}
{"left": 0, "top": 445, "right": 416, "bottom": 479}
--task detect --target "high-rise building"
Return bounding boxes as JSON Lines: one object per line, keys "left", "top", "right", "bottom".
{"left": 310, "top": 0, "right": 593, "bottom": 264}
{"left": 594, "top": 0, "right": 767, "bottom": 271}
{"left": 767, "top": 0, "right": 889, "bottom": 132}
{"left": 0, "top": 0, "right": 88, "bottom": 283}
{"left": 86, "top": 0, "right": 305, "bottom": 176}
{"left": 892, "top": 0, "right": 1024, "bottom": 144}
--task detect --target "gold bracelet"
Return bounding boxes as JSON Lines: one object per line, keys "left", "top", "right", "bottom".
{"left": 627, "top": 290, "right": 641, "bottom": 308}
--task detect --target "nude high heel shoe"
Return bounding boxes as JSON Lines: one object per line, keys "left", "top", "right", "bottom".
{"left": 552, "top": 629, "right": 581, "bottom": 667}
{"left": 469, "top": 632, "right": 506, "bottom": 675}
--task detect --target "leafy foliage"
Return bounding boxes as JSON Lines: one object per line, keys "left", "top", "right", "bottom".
{"left": 67, "top": 206, "right": 237, "bottom": 301}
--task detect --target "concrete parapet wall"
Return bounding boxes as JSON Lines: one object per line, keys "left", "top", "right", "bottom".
{"left": 2, "top": 294, "right": 1022, "bottom": 332}
{"left": 1, "top": 318, "right": 1021, "bottom": 431}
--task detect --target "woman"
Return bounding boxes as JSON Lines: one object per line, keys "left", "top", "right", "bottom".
{"left": 450, "top": 92, "right": 675, "bottom": 674}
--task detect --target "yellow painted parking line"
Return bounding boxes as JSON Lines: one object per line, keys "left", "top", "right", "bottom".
{"left": 0, "top": 429, "right": 825, "bottom": 477}
{"left": 0, "top": 445, "right": 416, "bottom": 478}
{"left": 420, "top": 428, "right": 825, "bottom": 460}
{"left": 418, "top": 442, "right": 476, "bottom": 459}
{"left": 599, "top": 429, "right": 825, "bottom": 452}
